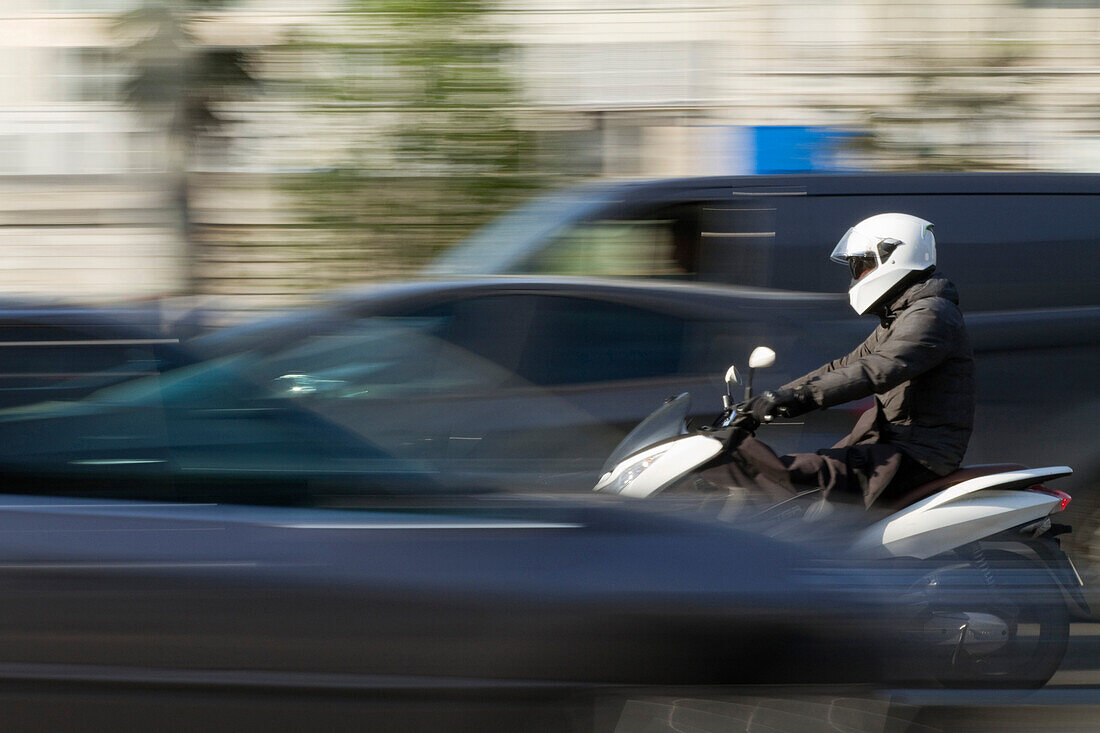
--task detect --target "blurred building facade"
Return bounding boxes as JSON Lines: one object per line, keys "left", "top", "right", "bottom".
{"left": 2, "top": 0, "right": 1100, "bottom": 307}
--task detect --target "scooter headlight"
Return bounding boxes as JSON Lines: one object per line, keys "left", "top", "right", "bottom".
{"left": 606, "top": 449, "right": 669, "bottom": 495}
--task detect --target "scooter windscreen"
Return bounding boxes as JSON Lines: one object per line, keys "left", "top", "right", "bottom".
{"left": 600, "top": 393, "right": 691, "bottom": 477}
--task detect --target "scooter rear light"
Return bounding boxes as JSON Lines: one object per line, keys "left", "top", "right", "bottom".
{"left": 1029, "top": 484, "right": 1071, "bottom": 512}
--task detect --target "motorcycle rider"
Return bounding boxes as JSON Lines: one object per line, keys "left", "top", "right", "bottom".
{"left": 708, "top": 213, "right": 975, "bottom": 508}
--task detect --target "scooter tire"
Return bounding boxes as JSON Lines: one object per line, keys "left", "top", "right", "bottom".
{"left": 937, "top": 549, "right": 1070, "bottom": 689}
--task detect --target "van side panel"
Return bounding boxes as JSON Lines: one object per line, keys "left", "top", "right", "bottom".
{"left": 767, "top": 193, "right": 1100, "bottom": 311}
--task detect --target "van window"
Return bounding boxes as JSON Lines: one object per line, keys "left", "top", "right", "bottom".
{"left": 518, "top": 199, "right": 782, "bottom": 288}
{"left": 521, "top": 205, "right": 702, "bottom": 278}
{"left": 426, "top": 187, "right": 616, "bottom": 276}
{"left": 524, "top": 219, "right": 691, "bottom": 277}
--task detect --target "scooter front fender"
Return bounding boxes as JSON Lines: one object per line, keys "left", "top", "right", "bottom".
{"left": 595, "top": 435, "right": 725, "bottom": 498}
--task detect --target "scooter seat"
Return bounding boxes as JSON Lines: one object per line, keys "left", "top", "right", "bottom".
{"left": 883, "top": 463, "right": 1028, "bottom": 510}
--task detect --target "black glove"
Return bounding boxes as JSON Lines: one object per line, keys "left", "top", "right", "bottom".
{"left": 741, "top": 386, "right": 815, "bottom": 421}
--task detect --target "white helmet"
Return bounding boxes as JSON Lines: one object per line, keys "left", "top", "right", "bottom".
{"left": 831, "top": 213, "right": 936, "bottom": 315}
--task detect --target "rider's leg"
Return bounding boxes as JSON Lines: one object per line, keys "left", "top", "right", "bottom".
{"left": 785, "top": 445, "right": 937, "bottom": 508}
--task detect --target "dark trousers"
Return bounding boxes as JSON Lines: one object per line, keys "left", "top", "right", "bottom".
{"left": 696, "top": 433, "right": 940, "bottom": 509}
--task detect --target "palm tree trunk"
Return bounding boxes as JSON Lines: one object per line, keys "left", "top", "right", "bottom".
{"left": 167, "top": 133, "right": 199, "bottom": 296}
{"left": 174, "top": 170, "right": 200, "bottom": 296}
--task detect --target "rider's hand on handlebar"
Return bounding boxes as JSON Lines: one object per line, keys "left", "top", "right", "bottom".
{"left": 741, "top": 386, "right": 815, "bottom": 422}
{"left": 729, "top": 411, "right": 761, "bottom": 432}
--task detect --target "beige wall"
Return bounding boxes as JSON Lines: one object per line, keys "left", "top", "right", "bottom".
{"left": 2, "top": 0, "right": 1100, "bottom": 303}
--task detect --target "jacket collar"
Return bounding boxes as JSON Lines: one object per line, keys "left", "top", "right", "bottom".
{"left": 878, "top": 272, "right": 958, "bottom": 327}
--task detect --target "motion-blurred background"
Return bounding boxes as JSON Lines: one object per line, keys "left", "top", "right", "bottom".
{"left": 1, "top": 5, "right": 1100, "bottom": 731}
{"left": 5, "top": 0, "right": 1100, "bottom": 316}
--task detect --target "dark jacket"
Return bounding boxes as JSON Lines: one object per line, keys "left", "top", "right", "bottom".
{"left": 784, "top": 273, "right": 974, "bottom": 476}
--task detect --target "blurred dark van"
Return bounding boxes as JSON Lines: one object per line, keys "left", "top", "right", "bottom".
{"left": 432, "top": 172, "right": 1100, "bottom": 556}
{"left": 429, "top": 172, "right": 1100, "bottom": 313}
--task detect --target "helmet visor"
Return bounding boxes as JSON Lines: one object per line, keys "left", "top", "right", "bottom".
{"left": 847, "top": 254, "right": 878, "bottom": 280}
{"left": 831, "top": 228, "right": 896, "bottom": 280}
{"left": 831, "top": 227, "right": 883, "bottom": 262}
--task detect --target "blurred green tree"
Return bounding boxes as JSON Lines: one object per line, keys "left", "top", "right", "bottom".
{"left": 278, "top": 0, "right": 557, "bottom": 282}
{"left": 114, "top": 0, "right": 257, "bottom": 294}
{"left": 846, "top": 45, "right": 1034, "bottom": 171}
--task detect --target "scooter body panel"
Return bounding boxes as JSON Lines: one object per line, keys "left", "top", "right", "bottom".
{"left": 854, "top": 467, "right": 1073, "bottom": 559}
{"left": 595, "top": 435, "right": 724, "bottom": 498}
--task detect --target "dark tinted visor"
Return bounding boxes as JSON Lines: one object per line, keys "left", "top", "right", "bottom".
{"left": 848, "top": 255, "right": 878, "bottom": 280}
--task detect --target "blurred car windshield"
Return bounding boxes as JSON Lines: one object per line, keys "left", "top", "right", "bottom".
{"left": 82, "top": 316, "right": 520, "bottom": 408}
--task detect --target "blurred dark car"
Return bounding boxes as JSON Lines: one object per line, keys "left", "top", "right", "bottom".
{"left": 0, "top": 490, "right": 930, "bottom": 732}
{"left": 0, "top": 298, "right": 196, "bottom": 409}
{"left": 0, "top": 275, "right": 1094, "bottom": 514}
{"left": 0, "top": 278, "right": 856, "bottom": 502}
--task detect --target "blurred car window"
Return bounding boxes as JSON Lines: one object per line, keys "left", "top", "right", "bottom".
{"left": 254, "top": 317, "right": 519, "bottom": 399}
{"left": 518, "top": 296, "right": 686, "bottom": 385}
{"left": 88, "top": 316, "right": 525, "bottom": 408}
{"left": 404, "top": 295, "right": 535, "bottom": 377}
{"left": 82, "top": 354, "right": 253, "bottom": 408}
{"left": 405, "top": 293, "right": 688, "bottom": 387}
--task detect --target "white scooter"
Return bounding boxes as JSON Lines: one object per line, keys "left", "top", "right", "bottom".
{"left": 595, "top": 346, "right": 1089, "bottom": 687}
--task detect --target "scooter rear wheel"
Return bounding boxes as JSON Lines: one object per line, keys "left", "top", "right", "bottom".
{"left": 932, "top": 548, "right": 1069, "bottom": 688}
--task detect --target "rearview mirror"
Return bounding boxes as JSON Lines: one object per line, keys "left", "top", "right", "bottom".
{"left": 748, "top": 346, "right": 776, "bottom": 370}
{"left": 744, "top": 346, "right": 776, "bottom": 400}
{"left": 721, "top": 365, "right": 742, "bottom": 411}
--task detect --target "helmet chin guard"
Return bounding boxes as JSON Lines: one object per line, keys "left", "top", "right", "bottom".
{"left": 831, "top": 213, "right": 936, "bottom": 315}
